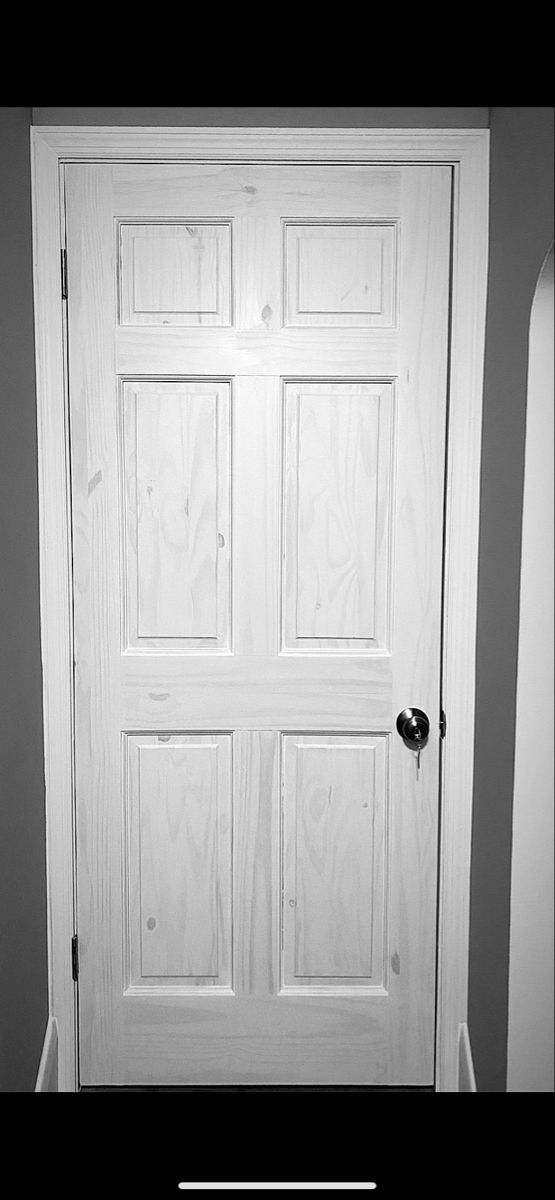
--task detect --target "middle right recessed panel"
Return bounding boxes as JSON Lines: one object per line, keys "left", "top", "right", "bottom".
{"left": 282, "top": 380, "right": 394, "bottom": 653}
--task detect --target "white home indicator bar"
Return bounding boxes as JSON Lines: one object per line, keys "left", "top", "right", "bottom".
{"left": 177, "top": 1186, "right": 377, "bottom": 1191}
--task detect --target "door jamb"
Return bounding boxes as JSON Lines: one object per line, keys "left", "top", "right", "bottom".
{"left": 30, "top": 125, "right": 489, "bottom": 1092}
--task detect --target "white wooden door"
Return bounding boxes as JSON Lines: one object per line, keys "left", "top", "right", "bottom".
{"left": 65, "top": 162, "right": 451, "bottom": 1085}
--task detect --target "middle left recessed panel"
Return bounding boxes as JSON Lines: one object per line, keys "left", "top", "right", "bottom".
{"left": 120, "top": 380, "right": 232, "bottom": 652}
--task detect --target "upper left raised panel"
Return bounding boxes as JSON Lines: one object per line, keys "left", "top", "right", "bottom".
{"left": 119, "top": 222, "right": 232, "bottom": 326}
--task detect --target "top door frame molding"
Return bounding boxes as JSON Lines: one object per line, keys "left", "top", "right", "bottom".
{"left": 30, "top": 125, "right": 489, "bottom": 1092}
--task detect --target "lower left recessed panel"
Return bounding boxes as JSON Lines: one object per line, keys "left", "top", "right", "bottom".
{"left": 123, "top": 732, "right": 233, "bottom": 994}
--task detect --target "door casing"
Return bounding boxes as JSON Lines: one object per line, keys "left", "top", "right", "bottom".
{"left": 30, "top": 125, "right": 489, "bottom": 1092}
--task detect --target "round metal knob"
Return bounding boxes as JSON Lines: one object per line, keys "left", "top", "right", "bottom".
{"left": 396, "top": 707, "right": 430, "bottom": 748}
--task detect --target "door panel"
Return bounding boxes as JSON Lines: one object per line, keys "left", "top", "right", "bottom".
{"left": 119, "top": 221, "right": 232, "bottom": 326}
{"left": 281, "top": 734, "right": 387, "bottom": 990}
{"left": 66, "top": 162, "right": 451, "bottom": 1085}
{"left": 121, "top": 380, "right": 231, "bottom": 650}
{"left": 282, "top": 381, "right": 392, "bottom": 651}
{"left": 284, "top": 221, "right": 397, "bottom": 327}
{"left": 125, "top": 734, "right": 232, "bottom": 991}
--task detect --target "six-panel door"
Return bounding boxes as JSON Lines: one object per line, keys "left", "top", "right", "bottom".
{"left": 66, "top": 163, "right": 451, "bottom": 1084}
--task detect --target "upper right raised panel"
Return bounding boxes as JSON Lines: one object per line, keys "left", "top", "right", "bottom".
{"left": 284, "top": 222, "right": 398, "bottom": 328}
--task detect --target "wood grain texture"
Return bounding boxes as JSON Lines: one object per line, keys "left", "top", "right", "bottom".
{"left": 119, "top": 222, "right": 231, "bottom": 326}
{"left": 33, "top": 127, "right": 489, "bottom": 1093}
{"left": 120, "top": 995, "right": 394, "bottom": 1085}
{"left": 285, "top": 223, "right": 397, "bottom": 327}
{"left": 111, "top": 163, "right": 401, "bottom": 220}
{"left": 232, "top": 377, "right": 281, "bottom": 655}
{"left": 115, "top": 327, "right": 398, "bottom": 378}
{"left": 122, "top": 380, "right": 231, "bottom": 650}
{"left": 233, "top": 731, "right": 280, "bottom": 995}
{"left": 66, "top": 160, "right": 451, "bottom": 1085}
{"left": 135, "top": 390, "right": 217, "bottom": 637}
{"left": 66, "top": 165, "right": 125, "bottom": 1083}
{"left": 121, "top": 653, "right": 392, "bottom": 730}
{"left": 283, "top": 382, "right": 392, "bottom": 650}
{"left": 125, "top": 734, "right": 232, "bottom": 989}
{"left": 386, "top": 166, "right": 451, "bottom": 1080}
{"left": 282, "top": 735, "right": 387, "bottom": 990}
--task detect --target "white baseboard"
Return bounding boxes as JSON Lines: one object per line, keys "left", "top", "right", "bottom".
{"left": 458, "top": 1022, "right": 477, "bottom": 1092}
{"left": 35, "top": 1017, "right": 59, "bottom": 1092}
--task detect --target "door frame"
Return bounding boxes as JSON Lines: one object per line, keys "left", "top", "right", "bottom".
{"left": 30, "top": 125, "right": 489, "bottom": 1092}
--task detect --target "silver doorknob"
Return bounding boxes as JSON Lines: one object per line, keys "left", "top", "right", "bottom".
{"left": 396, "top": 707, "right": 430, "bottom": 749}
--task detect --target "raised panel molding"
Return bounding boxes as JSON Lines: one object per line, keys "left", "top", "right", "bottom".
{"left": 282, "top": 381, "right": 393, "bottom": 652}
{"left": 284, "top": 222, "right": 397, "bottom": 327}
{"left": 124, "top": 733, "right": 233, "bottom": 994}
{"left": 119, "top": 221, "right": 232, "bottom": 326}
{"left": 121, "top": 379, "right": 231, "bottom": 652}
{"left": 281, "top": 733, "right": 388, "bottom": 994}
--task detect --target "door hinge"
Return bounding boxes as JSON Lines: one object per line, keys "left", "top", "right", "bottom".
{"left": 71, "top": 934, "right": 79, "bottom": 982}
{"left": 61, "top": 248, "right": 68, "bottom": 300}
{"left": 439, "top": 709, "right": 447, "bottom": 739}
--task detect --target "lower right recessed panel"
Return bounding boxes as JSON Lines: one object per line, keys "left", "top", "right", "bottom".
{"left": 280, "top": 732, "right": 389, "bottom": 994}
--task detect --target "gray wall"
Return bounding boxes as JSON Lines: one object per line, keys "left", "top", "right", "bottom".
{"left": 0, "top": 106, "right": 551, "bottom": 1090}
{"left": 32, "top": 106, "right": 488, "bottom": 128}
{"left": 469, "top": 106, "right": 554, "bottom": 1091}
{"left": 0, "top": 106, "right": 48, "bottom": 1091}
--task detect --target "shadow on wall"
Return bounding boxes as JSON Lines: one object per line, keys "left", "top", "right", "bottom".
{"left": 507, "top": 243, "right": 554, "bottom": 1093}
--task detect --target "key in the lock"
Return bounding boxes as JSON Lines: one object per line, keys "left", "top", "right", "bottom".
{"left": 413, "top": 728, "right": 422, "bottom": 777}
